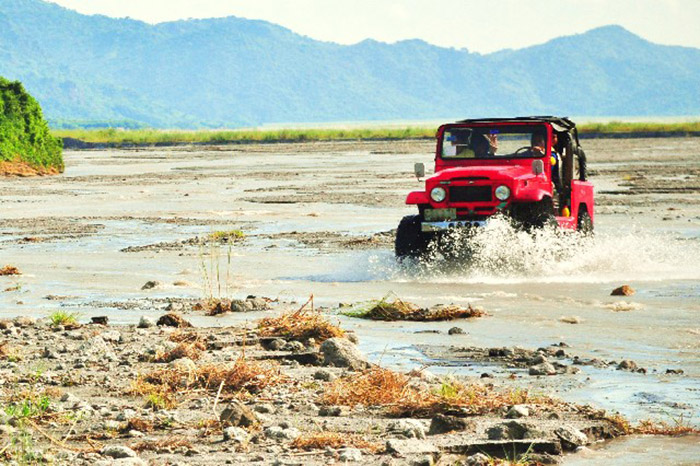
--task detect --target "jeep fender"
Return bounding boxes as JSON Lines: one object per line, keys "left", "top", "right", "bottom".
{"left": 406, "top": 191, "right": 430, "bottom": 205}
{"left": 511, "top": 183, "right": 551, "bottom": 203}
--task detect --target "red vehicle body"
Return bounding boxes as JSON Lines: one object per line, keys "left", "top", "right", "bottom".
{"left": 396, "top": 116, "right": 594, "bottom": 258}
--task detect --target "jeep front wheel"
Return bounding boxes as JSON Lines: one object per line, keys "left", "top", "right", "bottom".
{"left": 395, "top": 215, "right": 428, "bottom": 259}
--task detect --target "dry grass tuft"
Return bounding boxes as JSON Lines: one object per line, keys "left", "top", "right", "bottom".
{"left": 0, "top": 341, "right": 21, "bottom": 361}
{"left": 130, "top": 436, "right": 192, "bottom": 452}
{"left": 121, "top": 418, "right": 154, "bottom": 433}
{"left": 131, "top": 355, "right": 283, "bottom": 403}
{"left": 345, "top": 295, "right": 486, "bottom": 321}
{"left": 322, "top": 367, "right": 554, "bottom": 417}
{"left": 634, "top": 418, "right": 700, "bottom": 436}
{"left": 154, "top": 341, "right": 206, "bottom": 363}
{"left": 0, "top": 265, "right": 21, "bottom": 276}
{"left": 168, "top": 330, "right": 205, "bottom": 345}
{"left": 258, "top": 295, "right": 344, "bottom": 344}
{"left": 292, "top": 432, "right": 382, "bottom": 453}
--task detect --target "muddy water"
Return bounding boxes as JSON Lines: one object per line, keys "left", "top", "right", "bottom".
{"left": 1, "top": 139, "right": 699, "bottom": 462}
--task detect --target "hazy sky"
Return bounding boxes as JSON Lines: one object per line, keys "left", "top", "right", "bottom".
{"left": 48, "top": 0, "right": 700, "bottom": 54}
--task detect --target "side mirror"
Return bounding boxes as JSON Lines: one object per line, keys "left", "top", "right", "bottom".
{"left": 532, "top": 159, "right": 544, "bottom": 175}
{"left": 414, "top": 162, "right": 425, "bottom": 180}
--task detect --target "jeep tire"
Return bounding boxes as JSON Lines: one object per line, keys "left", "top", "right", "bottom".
{"left": 395, "top": 215, "right": 428, "bottom": 259}
{"left": 577, "top": 210, "right": 593, "bottom": 235}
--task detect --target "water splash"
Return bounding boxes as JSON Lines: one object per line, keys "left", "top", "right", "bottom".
{"left": 377, "top": 216, "right": 700, "bottom": 284}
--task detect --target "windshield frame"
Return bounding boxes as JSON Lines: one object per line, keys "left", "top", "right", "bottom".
{"left": 437, "top": 122, "right": 552, "bottom": 161}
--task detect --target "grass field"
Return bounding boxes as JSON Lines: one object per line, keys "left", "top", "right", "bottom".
{"left": 52, "top": 121, "right": 700, "bottom": 146}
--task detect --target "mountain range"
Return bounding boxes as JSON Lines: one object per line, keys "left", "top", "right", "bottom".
{"left": 1, "top": 0, "right": 699, "bottom": 128}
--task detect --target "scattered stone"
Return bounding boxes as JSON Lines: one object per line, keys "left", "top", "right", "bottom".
{"left": 486, "top": 421, "right": 544, "bottom": 440}
{"left": 559, "top": 316, "right": 581, "bottom": 324}
{"left": 385, "top": 439, "right": 439, "bottom": 456}
{"left": 617, "top": 360, "right": 638, "bottom": 371}
{"left": 529, "top": 362, "right": 557, "bottom": 376}
{"left": 506, "top": 405, "right": 530, "bottom": 419}
{"left": 338, "top": 448, "right": 362, "bottom": 462}
{"left": 320, "top": 337, "right": 369, "bottom": 370}
{"left": 219, "top": 401, "right": 258, "bottom": 427}
{"left": 313, "top": 369, "right": 337, "bottom": 382}
{"left": 387, "top": 419, "right": 427, "bottom": 439}
{"left": 611, "top": 285, "right": 635, "bottom": 296}
{"left": 666, "top": 368, "right": 684, "bottom": 375}
{"left": 13, "top": 316, "right": 36, "bottom": 327}
{"left": 156, "top": 313, "right": 192, "bottom": 328}
{"left": 428, "top": 414, "right": 476, "bottom": 435}
{"left": 141, "top": 280, "right": 161, "bottom": 290}
{"left": 318, "top": 406, "right": 344, "bottom": 417}
{"left": 447, "top": 327, "right": 465, "bottom": 335}
{"left": 169, "top": 357, "right": 196, "bottom": 372}
{"left": 464, "top": 453, "right": 490, "bottom": 466}
{"left": 137, "top": 316, "right": 156, "bottom": 328}
{"left": 91, "top": 316, "right": 109, "bottom": 325}
{"left": 101, "top": 445, "right": 137, "bottom": 459}
{"left": 266, "top": 338, "right": 286, "bottom": 351}
{"left": 282, "top": 341, "right": 306, "bottom": 352}
{"left": 554, "top": 426, "right": 589, "bottom": 450}
{"left": 223, "top": 426, "right": 248, "bottom": 443}
{"left": 264, "top": 426, "right": 301, "bottom": 440}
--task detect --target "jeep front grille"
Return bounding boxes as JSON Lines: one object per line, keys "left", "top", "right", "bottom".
{"left": 449, "top": 185, "right": 492, "bottom": 202}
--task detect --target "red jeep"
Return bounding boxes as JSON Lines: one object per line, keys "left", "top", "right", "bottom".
{"left": 396, "top": 117, "right": 594, "bottom": 258}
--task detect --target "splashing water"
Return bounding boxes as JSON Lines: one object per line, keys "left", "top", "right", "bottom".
{"left": 377, "top": 216, "right": 700, "bottom": 284}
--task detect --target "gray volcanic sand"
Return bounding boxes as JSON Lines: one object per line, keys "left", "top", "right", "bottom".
{"left": 1, "top": 138, "right": 699, "bottom": 464}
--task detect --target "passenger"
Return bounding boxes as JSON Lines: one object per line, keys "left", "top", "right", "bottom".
{"left": 531, "top": 131, "right": 563, "bottom": 193}
{"left": 471, "top": 133, "right": 492, "bottom": 157}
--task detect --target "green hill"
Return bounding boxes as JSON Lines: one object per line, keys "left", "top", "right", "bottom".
{"left": 0, "top": 76, "right": 63, "bottom": 173}
{"left": 1, "top": 0, "right": 699, "bottom": 128}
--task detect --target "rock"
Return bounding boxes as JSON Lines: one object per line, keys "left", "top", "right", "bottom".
{"left": 428, "top": 414, "right": 476, "bottom": 435}
{"left": 219, "top": 401, "right": 258, "bottom": 427}
{"left": 506, "top": 405, "right": 530, "bottom": 419}
{"left": 127, "top": 430, "right": 144, "bottom": 438}
{"left": 267, "top": 338, "right": 286, "bottom": 351}
{"left": 611, "top": 285, "right": 635, "bottom": 296}
{"left": 156, "top": 313, "right": 192, "bottom": 328}
{"left": 320, "top": 337, "right": 369, "bottom": 370}
{"left": 554, "top": 426, "right": 588, "bottom": 450}
{"left": 78, "top": 336, "right": 117, "bottom": 362}
{"left": 141, "top": 280, "right": 161, "bottom": 290}
{"left": 264, "top": 426, "right": 301, "bottom": 440}
{"left": 313, "top": 369, "right": 336, "bottom": 382}
{"left": 410, "top": 456, "right": 434, "bottom": 466}
{"left": 448, "top": 327, "right": 465, "bottom": 335}
{"left": 529, "top": 362, "right": 557, "bottom": 376}
{"left": 116, "top": 409, "right": 137, "bottom": 421}
{"left": 530, "top": 354, "right": 548, "bottom": 365}
{"left": 486, "top": 421, "right": 544, "bottom": 440}
{"left": 385, "top": 439, "right": 438, "bottom": 456}
{"left": 13, "top": 316, "right": 36, "bottom": 327}
{"left": 95, "top": 459, "right": 146, "bottom": 466}
{"left": 559, "top": 316, "right": 581, "bottom": 324}
{"left": 527, "top": 453, "right": 562, "bottom": 465}
{"left": 282, "top": 341, "right": 306, "bottom": 353}
{"left": 253, "top": 403, "right": 275, "bottom": 414}
{"left": 318, "top": 406, "right": 344, "bottom": 417}
{"left": 137, "top": 316, "right": 156, "bottom": 328}
{"left": 91, "top": 316, "right": 109, "bottom": 325}
{"left": 387, "top": 419, "right": 427, "bottom": 439}
{"left": 60, "top": 392, "right": 80, "bottom": 404}
{"left": 464, "top": 453, "right": 490, "bottom": 466}
{"left": 338, "top": 448, "right": 362, "bottom": 462}
{"left": 101, "top": 445, "right": 137, "bottom": 459}
{"left": 223, "top": 426, "right": 248, "bottom": 443}
{"left": 169, "top": 357, "right": 196, "bottom": 372}
{"left": 42, "top": 347, "right": 59, "bottom": 359}
{"left": 617, "top": 360, "right": 638, "bottom": 371}
{"left": 100, "top": 331, "right": 122, "bottom": 343}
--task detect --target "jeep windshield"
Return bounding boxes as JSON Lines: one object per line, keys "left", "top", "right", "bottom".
{"left": 440, "top": 124, "right": 548, "bottom": 159}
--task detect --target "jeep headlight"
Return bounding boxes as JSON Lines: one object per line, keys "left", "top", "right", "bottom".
{"left": 495, "top": 185, "right": 510, "bottom": 201}
{"left": 430, "top": 187, "right": 446, "bottom": 202}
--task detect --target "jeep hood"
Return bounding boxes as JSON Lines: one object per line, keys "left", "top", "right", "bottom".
{"left": 431, "top": 164, "right": 535, "bottom": 182}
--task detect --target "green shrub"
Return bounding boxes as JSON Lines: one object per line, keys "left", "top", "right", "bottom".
{"left": 0, "top": 77, "right": 63, "bottom": 171}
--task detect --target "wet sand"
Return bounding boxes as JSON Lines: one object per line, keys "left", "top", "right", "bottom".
{"left": 1, "top": 138, "right": 699, "bottom": 463}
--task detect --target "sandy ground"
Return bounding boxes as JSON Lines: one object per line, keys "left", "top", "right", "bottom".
{"left": 1, "top": 138, "right": 699, "bottom": 464}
